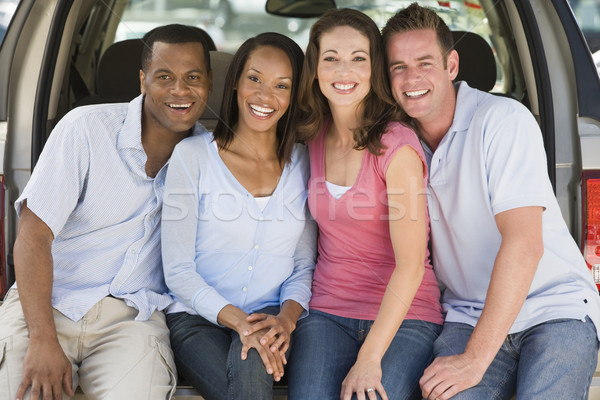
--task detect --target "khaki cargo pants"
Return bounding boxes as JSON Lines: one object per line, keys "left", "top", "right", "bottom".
{"left": 0, "top": 289, "right": 177, "bottom": 400}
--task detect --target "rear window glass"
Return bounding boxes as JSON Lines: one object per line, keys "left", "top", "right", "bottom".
{"left": 0, "top": 0, "right": 19, "bottom": 47}
{"left": 115, "top": 0, "right": 502, "bottom": 88}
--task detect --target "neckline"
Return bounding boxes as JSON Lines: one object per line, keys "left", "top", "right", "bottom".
{"left": 320, "top": 118, "right": 367, "bottom": 201}
{"left": 208, "top": 133, "right": 289, "bottom": 201}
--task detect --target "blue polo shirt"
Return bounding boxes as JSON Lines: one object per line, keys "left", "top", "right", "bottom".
{"left": 422, "top": 82, "right": 600, "bottom": 336}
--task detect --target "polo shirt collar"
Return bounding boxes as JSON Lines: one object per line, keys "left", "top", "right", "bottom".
{"left": 447, "top": 81, "right": 478, "bottom": 134}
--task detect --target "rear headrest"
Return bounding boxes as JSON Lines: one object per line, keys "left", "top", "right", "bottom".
{"left": 90, "top": 38, "right": 232, "bottom": 128}
{"left": 97, "top": 39, "right": 144, "bottom": 103}
{"left": 451, "top": 31, "right": 496, "bottom": 92}
{"left": 200, "top": 51, "right": 233, "bottom": 130}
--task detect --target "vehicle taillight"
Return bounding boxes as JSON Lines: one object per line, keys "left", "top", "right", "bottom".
{"left": 0, "top": 175, "right": 5, "bottom": 298}
{"left": 582, "top": 171, "right": 600, "bottom": 291}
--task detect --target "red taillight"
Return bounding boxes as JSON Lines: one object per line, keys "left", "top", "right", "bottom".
{"left": 582, "top": 171, "right": 600, "bottom": 291}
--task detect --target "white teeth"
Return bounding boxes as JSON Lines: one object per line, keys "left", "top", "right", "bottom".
{"left": 250, "top": 104, "right": 274, "bottom": 116}
{"left": 334, "top": 83, "right": 356, "bottom": 90}
{"left": 405, "top": 89, "right": 429, "bottom": 97}
{"left": 168, "top": 103, "right": 192, "bottom": 109}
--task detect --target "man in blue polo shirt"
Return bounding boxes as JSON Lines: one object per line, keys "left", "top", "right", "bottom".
{"left": 0, "top": 25, "right": 212, "bottom": 400}
{"left": 383, "top": 3, "right": 600, "bottom": 399}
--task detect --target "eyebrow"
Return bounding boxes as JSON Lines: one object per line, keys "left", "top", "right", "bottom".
{"left": 153, "top": 68, "right": 206, "bottom": 75}
{"left": 389, "top": 54, "right": 435, "bottom": 67}
{"left": 248, "top": 67, "right": 292, "bottom": 81}
{"left": 321, "top": 49, "right": 369, "bottom": 56}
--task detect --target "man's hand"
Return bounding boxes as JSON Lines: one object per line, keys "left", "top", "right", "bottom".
{"left": 16, "top": 337, "right": 74, "bottom": 400}
{"left": 419, "top": 353, "right": 486, "bottom": 400}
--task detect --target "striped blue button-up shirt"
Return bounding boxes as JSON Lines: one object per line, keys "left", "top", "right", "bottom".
{"left": 15, "top": 95, "right": 206, "bottom": 322}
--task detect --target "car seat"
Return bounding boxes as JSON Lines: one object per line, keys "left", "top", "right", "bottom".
{"left": 75, "top": 36, "right": 231, "bottom": 130}
{"left": 451, "top": 30, "right": 497, "bottom": 92}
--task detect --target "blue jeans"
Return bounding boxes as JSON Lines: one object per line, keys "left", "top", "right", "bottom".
{"left": 287, "top": 309, "right": 442, "bottom": 400}
{"left": 166, "top": 306, "right": 281, "bottom": 400}
{"left": 434, "top": 317, "right": 598, "bottom": 399}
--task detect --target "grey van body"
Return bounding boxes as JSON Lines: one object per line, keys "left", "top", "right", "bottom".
{"left": 0, "top": 0, "right": 599, "bottom": 397}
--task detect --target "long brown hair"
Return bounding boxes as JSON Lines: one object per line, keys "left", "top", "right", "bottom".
{"left": 297, "top": 8, "right": 405, "bottom": 154}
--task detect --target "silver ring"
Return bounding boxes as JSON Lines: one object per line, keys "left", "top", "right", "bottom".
{"left": 366, "top": 388, "right": 375, "bottom": 393}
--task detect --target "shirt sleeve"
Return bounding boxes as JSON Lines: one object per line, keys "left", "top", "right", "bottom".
{"left": 377, "top": 121, "right": 427, "bottom": 180}
{"left": 483, "top": 100, "right": 551, "bottom": 215}
{"left": 279, "top": 207, "right": 317, "bottom": 316}
{"left": 161, "top": 139, "right": 230, "bottom": 325}
{"left": 279, "top": 145, "right": 317, "bottom": 316}
{"left": 15, "top": 116, "right": 90, "bottom": 237}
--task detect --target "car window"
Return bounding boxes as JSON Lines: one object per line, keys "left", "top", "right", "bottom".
{"left": 114, "top": 0, "right": 503, "bottom": 89}
{"left": 0, "top": 0, "right": 19, "bottom": 47}
{"left": 569, "top": 0, "right": 600, "bottom": 53}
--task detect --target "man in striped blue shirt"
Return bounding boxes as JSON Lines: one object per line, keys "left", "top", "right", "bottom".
{"left": 0, "top": 24, "right": 212, "bottom": 400}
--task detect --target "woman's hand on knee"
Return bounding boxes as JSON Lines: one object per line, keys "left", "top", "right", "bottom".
{"left": 244, "top": 313, "right": 292, "bottom": 356}
{"left": 239, "top": 328, "right": 285, "bottom": 382}
{"left": 340, "top": 358, "right": 388, "bottom": 400}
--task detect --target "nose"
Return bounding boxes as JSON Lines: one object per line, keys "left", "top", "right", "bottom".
{"left": 256, "top": 84, "right": 275, "bottom": 101}
{"left": 170, "top": 77, "right": 191, "bottom": 95}
{"left": 405, "top": 66, "right": 423, "bottom": 85}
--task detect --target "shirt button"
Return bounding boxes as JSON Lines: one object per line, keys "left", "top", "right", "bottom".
{"left": 242, "top": 287, "right": 247, "bottom": 292}
{"left": 259, "top": 216, "right": 264, "bottom": 221}
{"left": 254, "top": 245, "right": 259, "bottom": 249}
{"left": 273, "top": 193, "right": 277, "bottom": 198}
{"left": 248, "top": 266, "right": 253, "bottom": 271}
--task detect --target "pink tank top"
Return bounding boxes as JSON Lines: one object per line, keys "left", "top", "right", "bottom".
{"left": 307, "top": 120, "right": 443, "bottom": 324}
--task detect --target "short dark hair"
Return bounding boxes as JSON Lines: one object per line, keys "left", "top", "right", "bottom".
{"left": 213, "top": 32, "right": 304, "bottom": 164}
{"left": 297, "top": 8, "right": 404, "bottom": 154}
{"left": 141, "top": 24, "right": 212, "bottom": 72}
{"left": 382, "top": 2, "right": 454, "bottom": 67}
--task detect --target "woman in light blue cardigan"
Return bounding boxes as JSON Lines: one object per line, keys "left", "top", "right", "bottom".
{"left": 161, "top": 32, "right": 316, "bottom": 400}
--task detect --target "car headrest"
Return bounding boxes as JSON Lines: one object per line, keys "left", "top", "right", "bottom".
{"left": 451, "top": 31, "right": 497, "bottom": 92}
{"left": 97, "top": 39, "right": 144, "bottom": 103}
{"left": 89, "top": 39, "right": 232, "bottom": 129}
{"left": 199, "top": 50, "right": 233, "bottom": 130}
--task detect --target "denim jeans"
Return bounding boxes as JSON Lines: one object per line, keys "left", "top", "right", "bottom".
{"left": 166, "top": 306, "right": 281, "bottom": 400}
{"left": 433, "top": 317, "right": 598, "bottom": 399}
{"left": 287, "top": 309, "right": 442, "bottom": 400}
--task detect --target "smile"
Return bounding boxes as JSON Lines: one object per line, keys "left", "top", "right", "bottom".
{"left": 167, "top": 103, "right": 192, "bottom": 110}
{"left": 404, "top": 89, "right": 429, "bottom": 97}
{"left": 333, "top": 83, "right": 357, "bottom": 91}
{"left": 250, "top": 104, "right": 275, "bottom": 117}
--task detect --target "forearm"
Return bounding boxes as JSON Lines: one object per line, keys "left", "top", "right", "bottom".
{"left": 13, "top": 205, "right": 57, "bottom": 341}
{"left": 464, "top": 207, "right": 543, "bottom": 369}
{"left": 358, "top": 264, "right": 424, "bottom": 362}
{"left": 277, "top": 299, "right": 304, "bottom": 333}
{"left": 217, "top": 304, "right": 249, "bottom": 333}
{"left": 464, "top": 247, "right": 540, "bottom": 367}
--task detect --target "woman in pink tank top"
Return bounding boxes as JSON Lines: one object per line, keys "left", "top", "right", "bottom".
{"left": 286, "top": 8, "right": 443, "bottom": 400}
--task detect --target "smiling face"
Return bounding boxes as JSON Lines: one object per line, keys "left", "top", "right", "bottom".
{"left": 140, "top": 41, "right": 211, "bottom": 136}
{"left": 235, "top": 45, "right": 293, "bottom": 135}
{"left": 386, "top": 28, "right": 458, "bottom": 128}
{"left": 316, "top": 26, "right": 371, "bottom": 112}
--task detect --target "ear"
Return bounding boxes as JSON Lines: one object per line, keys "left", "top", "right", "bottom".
{"left": 447, "top": 49, "right": 459, "bottom": 80}
{"left": 139, "top": 69, "right": 146, "bottom": 95}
